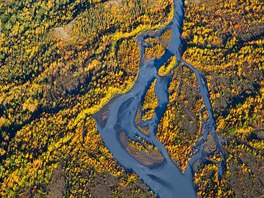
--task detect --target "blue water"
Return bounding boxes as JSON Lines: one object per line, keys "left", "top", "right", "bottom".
{"left": 93, "top": 0, "right": 226, "bottom": 197}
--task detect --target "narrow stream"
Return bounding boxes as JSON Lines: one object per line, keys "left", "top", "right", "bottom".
{"left": 93, "top": 0, "right": 226, "bottom": 197}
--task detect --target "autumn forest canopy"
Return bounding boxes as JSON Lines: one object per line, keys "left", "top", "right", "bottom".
{"left": 0, "top": 0, "right": 263, "bottom": 197}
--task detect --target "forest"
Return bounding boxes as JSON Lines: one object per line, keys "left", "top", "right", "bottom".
{"left": 0, "top": 0, "right": 263, "bottom": 197}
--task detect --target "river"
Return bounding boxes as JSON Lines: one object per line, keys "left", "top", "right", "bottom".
{"left": 93, "top": 0, "right": 226, "bottom": 197}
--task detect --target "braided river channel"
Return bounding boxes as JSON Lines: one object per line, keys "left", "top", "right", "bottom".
{"left": 93, "top": 0, "right": 226, "bottom": 197}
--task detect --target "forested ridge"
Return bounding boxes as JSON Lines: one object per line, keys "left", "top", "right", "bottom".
{"left": 0, "top": 0, "right": 263, "bottom": 197}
